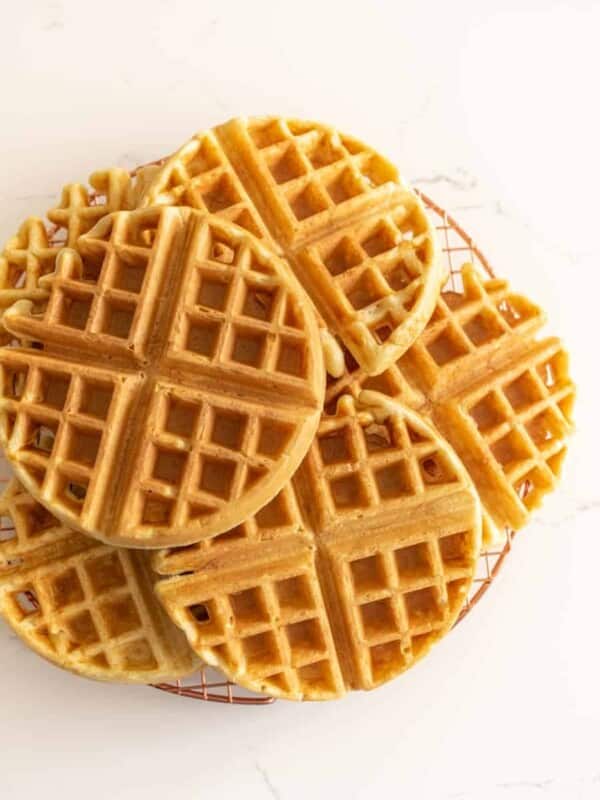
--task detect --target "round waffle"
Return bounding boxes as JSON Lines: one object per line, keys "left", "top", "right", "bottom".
{"left": 141, "top": 116, "right": 443, "bottom": 375}
{"left": 0, "top": 208, "right": 325, "bottom": 548}
{"left": 153, "top": 392, "right": 482, "bottom": 700}
{"left": 0, "top": 480, "right": 198, "bottom": 682}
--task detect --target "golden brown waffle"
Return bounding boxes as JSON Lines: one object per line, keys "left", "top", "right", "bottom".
{"left": 324, "top": 264, "right": 575, "bottom": 533}
{"left": 154, "top": 393, "right": 482, "bottom": 700}
{"left": 0, "top": 480, "right": 198, "bottom": 682}
{"left": 0, "top": 208, "right": 325, "bottom": 547}
{"left": 0, "top": 169, "right": 133, "bottom": 326}
{"left": 142, "top": 117, "right": 442, "bottom": 374}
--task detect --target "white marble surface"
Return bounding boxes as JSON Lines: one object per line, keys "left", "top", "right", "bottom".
{"left": 0, "top": 2, "right": 598, "bottom": 798}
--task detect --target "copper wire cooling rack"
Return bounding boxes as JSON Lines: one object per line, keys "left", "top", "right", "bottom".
{"left": 0, "top": 184, "right": 518, "bottom": 705}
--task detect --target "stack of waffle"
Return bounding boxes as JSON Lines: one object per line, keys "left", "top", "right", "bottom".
{"left": 0, "top": 117, "right": 574, "bottom": 700}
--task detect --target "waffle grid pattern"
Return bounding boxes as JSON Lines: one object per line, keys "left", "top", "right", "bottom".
{"left": 232, "top": 117, "right": 399, "bottom": 243}
{"left": 142, "top": 130, "right": 271, "bottom": 242}
{"left": 0, "top": 480, "right": 85, "bottom": 573}
{"left": 310, "top": 399, "right": 461, "bottom": 527}
{"left": 397, "top": 264, "right": 545, "bottom": 394}
{"left": 0, "top": 170, "right": 132, "bottom": 321}
{"left": 441, "top": 340, "right": 573, "bottom": 528}
{"left": 175, "top": 557, "right": 345, "bottom": 699}
{"left": 129, "top": 383, "right": 305, "bottom": 531}
{"left": 165, "top": 217, "right": 314, "bottom": 394}
{"left": 0, "top": 481, "right": 196, "bottom": 681}
{"left": 296, "top": 200, "right": 435, "bottom": 371}
{"left": 46, "top": 170, "right": 132, "bottom": 247}
{"left": 0, "top": 209, "right": 323, "bottom": 545}
{"left": 33, "top": 209, "right": 165, "bottom": 356}
{"left": 0, "top": 350, "right": 133, "bottom": 525}
{"left": 334, "top": 523, "right": 476, "bottom": 687}
{"left": 153, "top": 484, "right": 305, "bottom": 576}
{"left": 324, "top": 265, "right": 545, "bottom": 406}
{"left": 0, "top": 220, "right": 57, "bottom": 305}
{"left": 323, "top": 263, "right": 574, "bottom": 534}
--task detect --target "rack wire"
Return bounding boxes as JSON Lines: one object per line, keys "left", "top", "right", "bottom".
{"left": 0, "top": 180, "right": 517, "bottom": 705}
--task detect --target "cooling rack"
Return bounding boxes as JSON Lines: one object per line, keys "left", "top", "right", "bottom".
{"left": 0, "top": 181, "right": 518, "bottom": 705}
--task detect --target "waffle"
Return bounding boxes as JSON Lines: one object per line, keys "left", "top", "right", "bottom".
{"left": 0, "top": 208, "right": 325, "bottom": 547}
{"left": 141, "top": 116, "right": 443, "bottom": 374}
{"left": 0, "top": 169, "right": 133, "bottom": 331}
{"left": 154, "top": 392, "right": 482, "bottom": 700}
{"left": 324, "top": 263, "right": 575, "bottom": 533}
{"left": 0, "top": 480, "right": 198, "bottom": 682}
